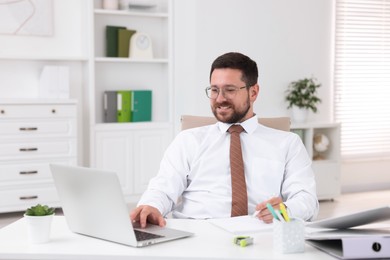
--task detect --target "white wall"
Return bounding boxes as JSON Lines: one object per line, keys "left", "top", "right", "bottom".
{"left": 174, "top": 0, "right": 333, "bottom": 127}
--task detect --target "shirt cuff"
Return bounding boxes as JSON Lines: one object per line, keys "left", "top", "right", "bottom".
{"left": 137, "top": 190, "right": 174, "bottom": 217}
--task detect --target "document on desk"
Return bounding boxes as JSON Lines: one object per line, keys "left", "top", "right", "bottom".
{"left": 208, "top": 216, "right": 272, "bottom": 235}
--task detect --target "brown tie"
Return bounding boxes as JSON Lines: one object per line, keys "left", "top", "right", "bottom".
{"left": 228, "top": 125, "right": 248, "bottom": 216}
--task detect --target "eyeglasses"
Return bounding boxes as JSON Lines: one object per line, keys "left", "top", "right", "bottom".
{"left": 205, "top": 85, "right": 248, "bottom": 99}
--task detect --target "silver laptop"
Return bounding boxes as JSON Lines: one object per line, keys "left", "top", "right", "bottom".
{"left": 50, "top": 164, "right": 193, "bottom": 247}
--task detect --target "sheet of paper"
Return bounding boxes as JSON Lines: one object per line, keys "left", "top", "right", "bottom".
{"left": 207, "top": 215, "right": 272, "bottom": 235}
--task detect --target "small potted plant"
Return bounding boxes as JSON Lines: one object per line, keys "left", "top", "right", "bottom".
{"left": 285, "top": 77, "right": 321, "bottom": 122}
{"left": 24, "top": 204, "right": 55, "bottom": 244}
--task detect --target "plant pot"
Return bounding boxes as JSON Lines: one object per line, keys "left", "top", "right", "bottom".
{"left": 292, "top": 106, "right": 308, "bottom": 123}
{"left": 103, "top": 0, "right": 119, "bottom": 10}
{"left": 24, "top": 213, "right": 54, "bottom": 244}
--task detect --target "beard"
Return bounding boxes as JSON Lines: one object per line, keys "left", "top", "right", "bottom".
{"left": 211, "top": 96, "right": 251, "bottom": 124}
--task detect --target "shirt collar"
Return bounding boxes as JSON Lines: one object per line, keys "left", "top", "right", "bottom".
{"left": 217, "top": 115, "right": 258, "bottom": 134}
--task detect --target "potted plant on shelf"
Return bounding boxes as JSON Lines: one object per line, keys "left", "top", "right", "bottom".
{"left": 285, "top": 77, "right": 321, "bottom": 122}
{"left": 24, "top": 204, "right": 55, "bottom": 244}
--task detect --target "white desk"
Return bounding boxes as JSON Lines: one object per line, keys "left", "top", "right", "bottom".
{"left": 0, "top": 216, "right": 334, "bottom": 260}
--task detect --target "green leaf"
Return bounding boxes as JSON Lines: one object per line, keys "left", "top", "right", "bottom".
{"left": 25, "top": 204, "right": 55, "bottom": 216}
{"left": 285, "top": 77, "right": 322, "bottom": 113}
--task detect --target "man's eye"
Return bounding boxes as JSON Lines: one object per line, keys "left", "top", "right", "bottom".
{"left": 225, "top": 88, "right": 236, "bottom": 93}
{"left": 210, "top": 88, "right": 219, "bottom": 93}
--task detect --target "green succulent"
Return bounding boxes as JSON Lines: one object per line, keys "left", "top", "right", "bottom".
{"left": 285, "top": 77, "right": 322, "bottom": 113}
{"left": 25, "top": 204, "right": 55, "bottom": 216}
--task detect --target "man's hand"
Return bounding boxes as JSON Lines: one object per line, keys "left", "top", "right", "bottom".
{"left": 130, "top": 205, "right": 166, "bottom": 228}
{"left": 254, "top": 197, "right": 283, "bottom": 223}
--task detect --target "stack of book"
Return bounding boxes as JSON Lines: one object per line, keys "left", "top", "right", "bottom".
{"left": 103, "top": 90, "right": 152, "bottom": 123}
{"left": 106, "top": 25, "right": 137, "bottom": 57}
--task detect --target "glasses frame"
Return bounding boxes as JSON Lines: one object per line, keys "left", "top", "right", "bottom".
{"left": 205, "top": 85, "right": 248, "bottom": 99}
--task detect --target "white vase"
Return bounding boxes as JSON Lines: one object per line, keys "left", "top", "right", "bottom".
{"left": 103, "top": 0, "right": 119, "bottom": 10}
{"left": 24, "top": 214, "right": 54, "bottom": 244}
{"left": 292, "top": 106, "right": 308, "bottom": 123}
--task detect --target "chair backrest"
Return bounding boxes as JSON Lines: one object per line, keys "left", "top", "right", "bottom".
{"left": 181, "top": 115, "right": 291, "bottom": 131}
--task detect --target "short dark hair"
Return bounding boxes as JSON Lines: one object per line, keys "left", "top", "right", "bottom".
{"left": 209, "top": 52, "right": 258, "bottom": 86}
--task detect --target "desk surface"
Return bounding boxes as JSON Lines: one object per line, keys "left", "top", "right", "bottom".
{"left": 0, "top": 216, "right": 334, "bottom": 260}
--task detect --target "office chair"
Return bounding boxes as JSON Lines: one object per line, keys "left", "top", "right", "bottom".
{"left": 180, "top": 115, "right": 291, "bottom": 131}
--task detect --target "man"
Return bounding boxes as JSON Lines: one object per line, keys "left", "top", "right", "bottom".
{"left": 131, "top": 52, "right": 319, "bottom": 228}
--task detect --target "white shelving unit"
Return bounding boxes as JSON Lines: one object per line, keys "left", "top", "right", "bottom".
{"left": 291, "top": 122, "right": 341, "bottom": 200}
{"left": 0, "top": 99, "right": 77, "bottom": 213}
{"left": 88, "top": 0, "right": 174, "bottom": 202}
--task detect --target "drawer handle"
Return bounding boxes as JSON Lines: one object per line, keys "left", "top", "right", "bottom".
{"left": 0, "top": 110, "right": 4, "bottom": 114}
{"left": 19, "top": 127, "right": 38, "bottom": 131}
{"left": 19, "top": 148, "right": 38, "bottom": 152}
{"left": 19, "top": 171, "right": 38, "bottom": 175}
{"left": 19, "top": 196, "right": 38, "bottom": 200}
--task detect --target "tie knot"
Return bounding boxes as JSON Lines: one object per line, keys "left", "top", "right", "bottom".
{"left": 228, "top": 125, "right": 244, "bottom": 134}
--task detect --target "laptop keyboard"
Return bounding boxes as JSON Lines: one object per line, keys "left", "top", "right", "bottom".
{"left": 134, "top": 229, "right": 164, "bottom": 241}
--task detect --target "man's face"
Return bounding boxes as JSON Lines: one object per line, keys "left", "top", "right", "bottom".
{"left": 210, "top": 68, "right": 257, "bottom": 123}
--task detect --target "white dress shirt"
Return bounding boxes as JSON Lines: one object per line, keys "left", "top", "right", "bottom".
{"left": 138, "top": 116, "right": 319, "bottom": 221}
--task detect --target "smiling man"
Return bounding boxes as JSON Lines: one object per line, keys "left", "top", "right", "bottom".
{"left": 130, "top": 52, "right": 319, "bottom": 228}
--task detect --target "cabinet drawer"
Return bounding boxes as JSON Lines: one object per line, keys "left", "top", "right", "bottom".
{"left": 0, "top": 187, "right": 59, "bottom": 212}
{"left": 0, "top": 104, "right": 76, "bottom": 118}
{"left": 0, "top": 158, "right": 77, "bottom": 183}
{"left": 0, "top": 119, "right": 76, "bottom": 137}
{"left": 0, "top": 139, "right": 76, "bottom": 160}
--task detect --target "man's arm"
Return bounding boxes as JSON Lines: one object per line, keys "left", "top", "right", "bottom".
{"left": 282, "top": 135, "right": 319, "bottom": 221}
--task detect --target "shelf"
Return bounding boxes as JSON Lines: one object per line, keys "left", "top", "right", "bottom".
{"left": 0, "top": 98, "right": 78, "bottom": 105}
{"left": 94, "top": 9, "right": 168, "bottom": 18}
{"left": 94, "top": 122, "right": 172, "bottom": 131}
{"left": 291, "top": 121, "right": 340, "bottom": 129}
{"left": 0, "top": 56, "right": 88, "bottom": 61}
{"left": 95, "top": 57, "right": 169, "bottom": 63}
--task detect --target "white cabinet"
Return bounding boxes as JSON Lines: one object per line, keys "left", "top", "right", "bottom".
{"left": 0, "top": 100, "right": 77, "bottom": 213}
{"left": 94, "top": 124, "right": 171, "bottom": 200}
{"left": 88, "top": 0, "right": 173, "bottom": 202}
{"left": 290, "top": 122, "right": 341, "bottom": 200}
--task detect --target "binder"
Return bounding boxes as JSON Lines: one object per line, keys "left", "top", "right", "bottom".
{"left": 103, "top": 91, "right": 117, "bottom": 123}
{"left": 131, "top": 90, "right": 152, "bottom": 122}
{"left": 118, "top": 29, "right": 136, "bottom": 58}
{"left": 117, "top": 91, "right": 132, "bottom": 122}
{"left": 306, "top": 229, "right": 390, "bottom": 259}
{"left": 106, "top": 25, "right": 126, "bottom": 57}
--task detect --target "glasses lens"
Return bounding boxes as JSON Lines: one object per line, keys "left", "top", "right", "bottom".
{"left": 205, "top": 87, "right": 217, "bottom": 99}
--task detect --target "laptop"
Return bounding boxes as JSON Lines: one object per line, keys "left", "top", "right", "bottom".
{"left": 50, "top": 164, "right": 193, "bottom": 247}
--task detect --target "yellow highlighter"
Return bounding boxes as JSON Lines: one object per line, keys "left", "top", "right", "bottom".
{"left": 279, "top": 203, "right": 290, "bottom": 222}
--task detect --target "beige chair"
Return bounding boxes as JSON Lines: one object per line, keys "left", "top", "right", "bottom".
{"left": 181, "top": 115, "right": 291, "bottom": 131}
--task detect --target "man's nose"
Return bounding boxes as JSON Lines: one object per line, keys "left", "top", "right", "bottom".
{"left": 215, "top": 90, "right": 227, "bottom": 102}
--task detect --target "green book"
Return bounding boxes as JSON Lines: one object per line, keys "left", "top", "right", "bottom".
{"left": 117, "top": 91, "right": 132, "bottom": 122}
{"left": 131, "top": 90, "right": 152, "bottom": 122}
{"left": 106, "top": 25, "right": 126, "bottom": 57}
{"left": 118, "top": 29, "right": 136, "bottom": 58}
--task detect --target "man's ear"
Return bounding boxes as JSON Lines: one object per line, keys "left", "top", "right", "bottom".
{"left": 250, "top": 84, "right": 260, "bottom": 100}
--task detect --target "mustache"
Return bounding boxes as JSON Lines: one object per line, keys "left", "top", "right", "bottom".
{"left": 214, "top": 101, "right": 232, "bottom": 106}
